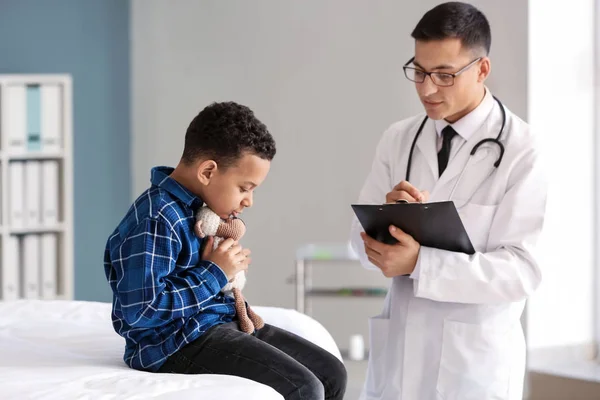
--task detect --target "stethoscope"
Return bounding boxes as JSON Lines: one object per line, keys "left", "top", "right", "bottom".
{"left": 405, "top": 95, "right": 507, "bottom": 204}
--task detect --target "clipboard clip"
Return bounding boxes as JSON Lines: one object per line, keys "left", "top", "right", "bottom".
{"left": 394, "top": 199, "right": 426, "bottom": 208}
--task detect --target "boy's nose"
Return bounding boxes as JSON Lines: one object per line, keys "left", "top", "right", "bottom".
{"left": 242, "top": 194, "right": 253, "bottom": 208}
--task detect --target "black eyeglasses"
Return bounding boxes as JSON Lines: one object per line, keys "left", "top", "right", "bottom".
{"left": 402, "top": 57, "right": 482, "bottom": 87}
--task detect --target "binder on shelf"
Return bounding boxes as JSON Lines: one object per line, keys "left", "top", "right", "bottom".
{"left": 3, "top": 235, "right": 20, "bottom": 300}
{"left": 40, "top": 84, "right": 62, "bottom": 153}
{"left": 9, "top": 161, "right": 25, "bottom": 228}
{"left": 41, "top": 160, "right": 60, "bottom": 225}
{"left": 26, "top": 84, "right": 42, "bottom": 152}
{"left": 22, "top": 234, "right": 40, "bottom": 299}
{"left": 24, "top": 161, "right": 41, "bottom": 227}
{"left": 5, "top": 84, "right": 27, "bottom": 154}
{"left": 40, "top": 233, "right": 57, "bottom": 299}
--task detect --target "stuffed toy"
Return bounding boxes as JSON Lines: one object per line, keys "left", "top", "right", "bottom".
{"left": 194, "top": 206, "right": 264, "bottom": 334}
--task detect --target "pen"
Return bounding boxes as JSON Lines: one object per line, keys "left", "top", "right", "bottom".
{"left": 395, "top": 199, "right": 423, "bottom": 204}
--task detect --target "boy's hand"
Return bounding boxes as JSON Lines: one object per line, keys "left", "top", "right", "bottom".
{"left": 202, "top": 237, "right": 251, "bottom": 281}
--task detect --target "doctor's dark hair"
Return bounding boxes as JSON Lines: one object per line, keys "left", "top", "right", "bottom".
{"left": 411, "top": 2, "right": 491, "bottom": 56}
{"left": 181, "top": 101, "right": 276, "bottom": 169}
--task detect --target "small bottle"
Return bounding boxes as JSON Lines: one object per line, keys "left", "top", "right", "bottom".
{"left": 348, "top": 334, "right": 365, "bottom": 361}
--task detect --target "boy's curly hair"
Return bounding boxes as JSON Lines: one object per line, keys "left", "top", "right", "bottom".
{"left": 181, "top": 101, "right": 276, "bottom": 168}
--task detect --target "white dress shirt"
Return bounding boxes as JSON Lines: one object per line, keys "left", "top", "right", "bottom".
{"left": 433, "top": 87, "right": 494, "bottom": 158}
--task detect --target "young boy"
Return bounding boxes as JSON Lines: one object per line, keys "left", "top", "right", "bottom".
{"left": 103, "top": 101, "right": 347, "bottom": 400}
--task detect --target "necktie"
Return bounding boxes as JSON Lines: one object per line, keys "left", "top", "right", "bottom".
{"left": 438, "top": 125, "right": 457, "bottom": 176}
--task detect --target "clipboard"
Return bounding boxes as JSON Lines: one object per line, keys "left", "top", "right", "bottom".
{"left": 351, "top": 201, "right": 475, "bottom": 255}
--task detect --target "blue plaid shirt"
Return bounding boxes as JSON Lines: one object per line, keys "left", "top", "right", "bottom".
{"left": 103, "top": 166, "right": 236, "bottom": 372}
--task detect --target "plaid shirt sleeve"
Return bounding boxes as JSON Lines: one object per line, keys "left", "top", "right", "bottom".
{"left": 111, "top": 218, "right": 228, "bottom": 328}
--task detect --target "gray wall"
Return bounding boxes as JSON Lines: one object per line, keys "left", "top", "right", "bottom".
{"left": 0, "top": 0, "right": 131, "bottom": 301}
{"left": 131, "top": 0, "right": 527, "bottom": 347}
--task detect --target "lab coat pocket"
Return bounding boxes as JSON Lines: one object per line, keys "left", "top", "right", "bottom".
{"left": 437, "top": 320, "right": 512, "bottom": 400}
{"left": 363, "top": 316, "right": 390, "bottom": 399}
{"left": 455, "top": 202, "right": 498, "bottom": 252}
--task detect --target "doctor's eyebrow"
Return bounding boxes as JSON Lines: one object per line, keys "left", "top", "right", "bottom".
{"left": 412, "top": 60, "right": 455, "bottom": 71}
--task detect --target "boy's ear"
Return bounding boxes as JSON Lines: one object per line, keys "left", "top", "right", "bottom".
{"left": 197, "top": 160, "right": 218, "bottom": 185}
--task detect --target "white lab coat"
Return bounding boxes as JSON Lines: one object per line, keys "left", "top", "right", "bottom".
{"left": 350, "top": 99, "right": 547, "bottom": 400}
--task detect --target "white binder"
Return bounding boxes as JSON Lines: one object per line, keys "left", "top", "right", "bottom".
{"left": 41, "top": 161, "right": 60, "bottom": 225}
{"left": 4, "top": 84, "right": 27, "bottom": 154}
{"left": 9, "top": 162, "right": 25, "bottom": 228}
{"left": 24, "top": 161, "right": 41, "bottom": 227}
{"left": 41, "top": 84, "right": 62, "bottom": 153}
{"left": 3, "top": 236, "right": 20, "bottom": 300}
{"left": 22, "top": 235, "right": 39, "bottom": 299}
{"left": 40, "top": 233, "right": 57, "bottom": 299}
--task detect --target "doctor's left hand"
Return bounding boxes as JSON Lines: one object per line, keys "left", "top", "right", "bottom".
{"left": 360, "top": 226, "right": 420, "bottom": 277}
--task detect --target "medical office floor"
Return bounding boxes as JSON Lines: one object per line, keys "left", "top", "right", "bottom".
{"left": 343, "top": 361, "right": 600, "bottom": 400}
{"left": 526, "top": 345, "right": 600, "bottom": 399}
{"left": 528, "top": 372, "right": 600, "bottom": 399}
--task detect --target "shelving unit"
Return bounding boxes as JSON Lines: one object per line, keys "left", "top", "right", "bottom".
{"left": 293, "top": 242, "right": 388, "bottom": 372}
{"left": 304, "top": 288, "right": 387, "bottom": 298}
{"left": 294, "top": 242, "right": 388, "bottom": 315}
{"left": 0, "top": 74, "right": 74, "bottom": 301}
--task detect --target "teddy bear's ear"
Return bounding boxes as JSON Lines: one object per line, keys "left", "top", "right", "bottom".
{"left": 196, "top": 206, "right": 220, "bottom": 236}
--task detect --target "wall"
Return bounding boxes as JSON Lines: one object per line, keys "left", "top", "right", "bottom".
{"left": 131, "top": 0, "right": 529, "bottom": 348}
{"left": 0, "top": 0, "right": 131, "bottom": 301}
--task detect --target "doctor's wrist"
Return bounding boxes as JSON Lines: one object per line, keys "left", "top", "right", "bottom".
{"left": 409, "top": 247, "right": 422, "bottom": 279}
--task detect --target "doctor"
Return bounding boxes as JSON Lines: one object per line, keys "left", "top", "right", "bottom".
{"left": 350, "top": 2, "right": 547, "bottom": 400}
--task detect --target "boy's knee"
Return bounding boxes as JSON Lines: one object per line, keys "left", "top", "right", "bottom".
{"left": 327, "top": 356, "right": 348, "bottom": 397}
{"left": 288, "top": 372, "right": 324, "bottom": 400}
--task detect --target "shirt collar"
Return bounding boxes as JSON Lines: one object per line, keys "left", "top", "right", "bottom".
{"left": 434, "top": 87, "right": 494, "bottom": 141}
{"left": 150, "top": 166, "right": 203, "bottom": 208}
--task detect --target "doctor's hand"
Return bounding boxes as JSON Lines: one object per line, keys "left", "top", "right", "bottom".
{"left": 385, "top": 181, "right": 429, "bottom": 204}
{"left": 360, "top": 226, "right": 420, "bottom": 277}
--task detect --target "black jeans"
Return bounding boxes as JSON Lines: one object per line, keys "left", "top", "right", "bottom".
{"left": 157, "top": 322, "right": 347, "bottom": 400}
